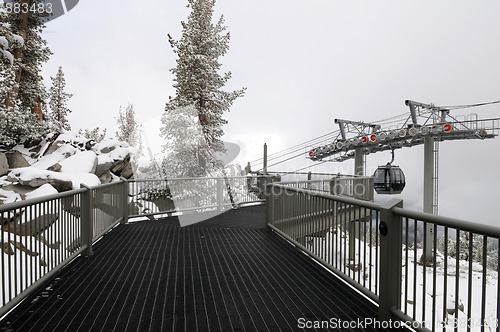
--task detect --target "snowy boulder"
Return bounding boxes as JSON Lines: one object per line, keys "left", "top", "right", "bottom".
{"left": 0, "top": 132, "right": 136, "bottom": 203}
{"left": 121, "top": 163, "right": 134, "bottom": 179}
{"left": 7, "top": 168, "right": 73, "bottom": 192}
{"left": 5, "top": 151, "right": 30, "bottom": 169}
{"left": 95, "top": 154, "right": 114, "bottom": 177}
{"left": 59, "top": 150, "right": 98, "bottom": 174}
{"left": 1, "top": 184, "right": 35, "bottom": 201}
{"left": 67, "top": 173, "right": 101, "bottom": 189}
{"left": 0, "top": 187, "right": 22, "bottom": 204}
{"left": 43, "top": 135, "right": 64, "bottom": 156}
{"left": 43, "top": 133, "right": 84, "bottom": 156}
{"left": 98, "top": 171, "right": 113, "bottom": 184}
{"left": 31, "top": 150, "right": 66, "bottom": 170}
{"left": 48, "top": 163, "right": 62, "bottom": 172}
{"left": 25, "top": 184, "right": 58, "bottom": 200}
{"left": 93, "top": 138, "right": 126, "bottom": 154}
{"left": 109, "top": 154, "right": 135, "bottom": 179}
{"left": 99, "top": 146, "right": 115, "bottom": 154}
{"left": 0, "top": 153, "right": 8, "bottom": 176}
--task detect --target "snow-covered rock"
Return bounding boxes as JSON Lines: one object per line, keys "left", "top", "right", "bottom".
{"left": 7, "top": 168, "right": 73, "bottom": 192}
{"left": 0, "top": 153, "right": 8, "bottom": 176}
{"left": 5, "top": 151, "right": 30, "bottom": 168}
{"left": 59, "top": 150, "right": 97, "bottom": 174}
{"left": 25, "top": 184, "right": 58, "bottom": 200}
{"left": 0, "top": 132, "right": 137, "bottom": 204}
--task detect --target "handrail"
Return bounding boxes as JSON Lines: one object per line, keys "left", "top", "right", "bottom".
{"left": 0, "top": 188, "right": 86, "bottom": 213}
{"left": 0, "top": 182, "right": 125, "bottom": 318}
{"left": 267, "top": 182, "right": 500, "bottom": 331}
{"left": 0, "top": 175, "right": 266, "bottom": 318}
{"left": 3, "top": 174, "right": 496, "bottom": 331}
{"left": 270, "top": 184, "right": 380, "bottom": 210}
{"left": 393, "top": 206, "right": 500, "bottom": 237}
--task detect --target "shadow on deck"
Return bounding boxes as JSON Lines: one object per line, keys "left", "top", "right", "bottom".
{"left": 0, "top": 205, "right": 408, "bottom": 332}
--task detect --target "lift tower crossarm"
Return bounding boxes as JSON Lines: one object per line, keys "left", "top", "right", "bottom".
{"left": 405, "top": 100, "right": 450, "bottom": 125}
{"left": 334, "top": 119, "right": 381, "bottom": 140}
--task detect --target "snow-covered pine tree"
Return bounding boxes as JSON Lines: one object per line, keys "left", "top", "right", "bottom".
{"left": 115, "top": 103, "right": 139, "bottom": 147}
{"left": 160, "top": 104, "right": 212, "bottom": 178}
{"left": 0, "top": 0, "right": 52, "bottom": 147}
{"left": 162, "top": 0, "right": 245, "bottom": 176}
{"left": 437, "top": 232, "right": 499, "bottom": 271}
{"left": 78, "top": 127, "right": 107, "bottom": 143}
{"left": 49, "top": 66, "right": 73, "bottom": 131}
{"left": 0, "top": 7, "right": 23, "bottom": 66}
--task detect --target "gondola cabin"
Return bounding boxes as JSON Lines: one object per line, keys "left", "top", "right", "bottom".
{"left": 373, "top": 164, "right": 406, "bottom": 194}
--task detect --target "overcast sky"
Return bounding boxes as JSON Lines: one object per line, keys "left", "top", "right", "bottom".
{"left": 41, "top": 0, "right": 500, "bottom": 225}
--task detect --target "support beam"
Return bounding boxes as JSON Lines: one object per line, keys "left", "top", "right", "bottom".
{"left": 349, "top": 149, "right": 364, "bottom": 261}
{"left": 354, "top": 149, "right": 364, "bottom": 176}
{"left": 422, "top": 136, "right": 435, "bottom": 261}
{"left": 263, "top": 143, "right": 268, "bottom": 175}
{"left": 379, "top": 198, "right": 403, "bottom": 321}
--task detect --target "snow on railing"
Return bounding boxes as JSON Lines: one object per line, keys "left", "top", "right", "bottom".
{"left": 266, "top": 185, "right": 500, "bottom": 332}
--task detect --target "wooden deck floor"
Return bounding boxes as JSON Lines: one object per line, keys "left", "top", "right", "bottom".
{"left": 0, "top": 205, "right": 408, "bottom": 331}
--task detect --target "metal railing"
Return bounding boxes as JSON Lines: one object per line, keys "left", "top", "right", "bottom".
{"left": 267, "top": 185, "right": 381, "bottom": 301}
{"left": 0, "top": 181, "right": 127, "bottom": 317}
{"left": 0, "top": 175, "right": 264, "bottom": 317}
{"left": 267, "top": 185, "right": 500, "bottom": 332}
{"left": 127, "top": 176, "right": 264, "bottom": 219}
{"left": 279, "top": 174, "right": 374, "bottom": 201}
{"left": 391, "top": 207, "right": 500, "bottom": 332}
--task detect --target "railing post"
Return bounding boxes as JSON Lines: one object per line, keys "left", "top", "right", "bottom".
{"left": 367, "top": 177, "right": 374, "bottom": 201}
{"left": 378, "top": 198, "right": 403, "bottom": 321}
{"left": 121, "top": 179, "right": 129, "bottom": 224}
{"left": 80, "top": 184, "right": 93, "bottom": 257}
{"left": 266, "top": 181, "right": 275, "bottom": 226}
{"left": 217, "top": 177, "right": 224, "bottom": 211}
{"left": 330, "top": 177, "right": 337, "bottom": 196}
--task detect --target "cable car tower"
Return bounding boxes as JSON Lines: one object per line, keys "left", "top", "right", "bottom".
{"left": 307, "top": 100, "right": 500, "bottom": 258}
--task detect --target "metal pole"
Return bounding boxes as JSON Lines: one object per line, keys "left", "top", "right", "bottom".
{"left": 423, "top": 136, "right": 435, "bottom": 261}
{"left": 354, "top": 149, "right": 364, "bottom": 176}
{"left": 263, "top": 143, "right": 268, "bottom": 175}
{"left": 348, "top": 149, "right": 364, "bottom": 261}
{"left": 121, "top": 178, "right": 129, "bottom": 224}
{"left": 80, "top": 184, "right": 93, "bottom": 257}
{"left": 217, "top": 177, "right": 224, "bottom": 211}
{"left": 379, "top": 198, "right": 403, "bottom": 321}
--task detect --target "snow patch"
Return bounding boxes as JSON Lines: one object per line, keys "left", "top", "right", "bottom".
{"left": 9, "top": 168, "right": 72, "bottom": 183}
{"left": 0, "top": 188, "right": 21, "bottom": 204}
{"left": 25, "top": 184, "right": 58, "bottom": 200}
{"left": 0, "top": 36, "right": 8, "bottom": 49}
{"left": 67, "top": 173, "right": 100, "bottom": 189}
{"left": 59, "top": 150, "right": 97, "bottom": 173}
{"left": 31, "top": 152, "right": 66, "bottom": 170}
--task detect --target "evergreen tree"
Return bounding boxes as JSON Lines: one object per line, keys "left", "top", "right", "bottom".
{"left": 0, "top": 8, "right": 23, "bottom": 66}
{"left": 160, "top": 104, "right": 214, "bottom": 178}
{"left": 115, "top": 103, "right": 139, "bottom": 147}
{"left": 0, "top": 0, "right": 52, "bottom": 147}
{"left": 49, "top": 66, "right": 73, "bottom": 131}
{"left": 162, "top": 0, "right": 245, "bottom": 176}
{"left": 78, "top": 127, "right": 107, "bottom": 143}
